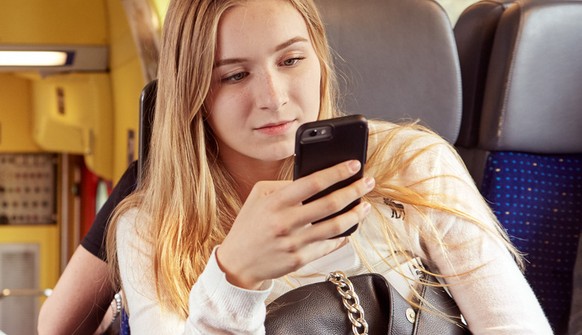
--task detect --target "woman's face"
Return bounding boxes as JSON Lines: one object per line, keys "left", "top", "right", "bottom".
{"left": 206, "top": 0, "right": 321, "bottom": 167}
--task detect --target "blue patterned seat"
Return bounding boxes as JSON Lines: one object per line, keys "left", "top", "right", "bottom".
{"left": 481, "top": 152, "right": 582, "bottom": 331}
{"left": 455, "top": 0, "right": 582, "bottom": 333}
{"left": 120, "top": 308, "right": 131, "bottom": 335}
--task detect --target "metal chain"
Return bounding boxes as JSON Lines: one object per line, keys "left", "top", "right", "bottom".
{"left": 327, "top": 271, "right": 369, "bottom": 335}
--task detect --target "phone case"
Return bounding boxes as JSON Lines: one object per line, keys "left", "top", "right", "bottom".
{"left": 293, "top": 114, "right": 369, "bottom": 237}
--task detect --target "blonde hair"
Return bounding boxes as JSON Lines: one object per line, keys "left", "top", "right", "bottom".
{"left": 107, "top": 0, "right": 341, "bottom": 317}
{"left": 107, "top": 0, "right": 522, "bottom": 319}
{"left": 360, "top": 121, "right": 523, "bottom": 319}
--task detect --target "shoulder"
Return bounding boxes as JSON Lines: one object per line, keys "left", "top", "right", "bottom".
{"left": 115, "top": 208, "right": 157, "bottom": 276}
{"left": 365, "top": 120, "right": 479, "bottom": 210}
{"left": 116, "top": 208, "right": 150, "bottom": 246}
{"left": 366, "top": 120, "right": 457, "bottom": 175}
{"left": 117, "top": 208, "right": 139, "bottom": 230}
{"left": 113, "top": 161, "right": 139, "bottom": 200}
{"left": 367, "top": 120, "right": 449, "bottom": 157}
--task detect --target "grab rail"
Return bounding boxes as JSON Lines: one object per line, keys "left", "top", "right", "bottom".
{"left": 0, "top": 288, "right": 52, "bottom": 299}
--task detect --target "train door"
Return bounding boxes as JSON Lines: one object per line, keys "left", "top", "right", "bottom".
{"left": 0, "top": 153, "right": 60, "bottom": 334}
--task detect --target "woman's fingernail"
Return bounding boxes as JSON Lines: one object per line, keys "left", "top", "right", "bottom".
{"left": 362, "top": 202, "right": 371, "bottom": 213}
{"left": 348, "top": 160, "right": 361, "bottom": 172}
{"left": 365, "top": 177, "right": 375, "bottom": 189}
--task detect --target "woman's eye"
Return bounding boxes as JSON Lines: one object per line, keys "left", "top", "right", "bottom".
{"left": 223, "top": 72, "right": 248, "bottom": 83}
{"left": 281, "top": 57, "right": 304, "bottom": 67}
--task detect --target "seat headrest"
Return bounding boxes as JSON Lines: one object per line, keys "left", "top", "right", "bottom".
{"left": 317, "top": 0, "right": 462, "bottom": 143}
{"left": 479, "top": 0, "right": 582, "bottom": 153}
{"left": 454, "top": 0, "right": 515, "bottom": 147}
{"left": 138, "top": 79, "right": 157, "bottom": 183}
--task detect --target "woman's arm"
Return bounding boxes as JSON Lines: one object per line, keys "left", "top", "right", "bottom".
{"left": 426, "top": 205, "right": 552, "bottom": 334}
{"left": 118, "top": 209, "right": 272, "bottom": 334}
{"left": 38, "top": 246, "right": 115, "bottom": 335}
{"left": 406, "top": 137, "right": 553, "bottom": 334}
{"left": 118, "top": 160, "right": 372, "bottom": 333}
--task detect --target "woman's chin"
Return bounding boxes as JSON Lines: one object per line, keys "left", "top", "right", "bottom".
{"left": 257, "top": 146, "right": 294, "bottom": 163}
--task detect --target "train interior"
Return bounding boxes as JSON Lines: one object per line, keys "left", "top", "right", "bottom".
{"left": 0, "top": 0, "right": 580, "bottom": 334}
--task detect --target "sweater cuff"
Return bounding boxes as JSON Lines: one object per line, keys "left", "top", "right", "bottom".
{"left": 189, "top": 246, "right": 273, "bottom": 322}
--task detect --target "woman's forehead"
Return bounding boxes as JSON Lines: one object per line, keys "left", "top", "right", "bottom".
{"left": 215, "top": 0, "right": 310, "bottom": 57}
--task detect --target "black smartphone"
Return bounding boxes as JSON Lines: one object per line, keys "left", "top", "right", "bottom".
{"left": 293, "top": 114, "right": 369, "bottom": 237}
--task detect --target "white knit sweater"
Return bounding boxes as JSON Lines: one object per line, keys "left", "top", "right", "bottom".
{"left": 117, "top": 127, "right": 553, "bottom": 334}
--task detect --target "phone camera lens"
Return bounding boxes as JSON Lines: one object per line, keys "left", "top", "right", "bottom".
{"left": 309, "top": 129, "right": 318, "bottom": 137}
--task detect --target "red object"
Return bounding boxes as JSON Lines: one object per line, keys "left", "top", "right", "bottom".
{"left": 79, "top": 162, "right": 112, "bottom": 239}
{"left": 80, "top": 162, "right": 99, "bottom": 239}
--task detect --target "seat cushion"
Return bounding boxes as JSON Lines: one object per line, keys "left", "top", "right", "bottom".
{"left": 480, "top": 151, "right": 582, "bottom": 332}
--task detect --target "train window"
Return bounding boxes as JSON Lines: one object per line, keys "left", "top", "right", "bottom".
{"left": 435, "top": 0, "right": 479, "bottom": 25}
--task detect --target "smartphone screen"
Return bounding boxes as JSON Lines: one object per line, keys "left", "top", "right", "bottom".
{"left": 293, "top": 114, "right": 368, "bottom": 237}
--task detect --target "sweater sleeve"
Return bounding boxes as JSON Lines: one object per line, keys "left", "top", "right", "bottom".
{"left": 117, "top": 209, "right": 272, "bottom": 334}
{"left": 402, "top": 136, "right": 553, "bottom": 334}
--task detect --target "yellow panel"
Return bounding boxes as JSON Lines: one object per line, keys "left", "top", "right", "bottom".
{"left": 0, "top": 74, "right": 42, "bottom": 152}
{"left": 110, "top": 59, "right": 143, "bottom": 182}
{"left": 105, "top": 0, "right": 146, "bottom": 182}
{"left": 82, "top": 75, "right": 115, "bottom": 180}
{"left": 31, "top": 79, "right": 86, "bottom": 154}
{"left": 149, "top": 0, "right": 170, "bottom": 25}
{"left": 0, "top": 226, "right": 60, "bottom": 299}
{"left": 31, "top": 73, "right": 114, "bottom": 179}
{"left": 107, "top": 0, "right": 139, "bottom": 69}
{"left": 0, "top": 0, "right": 108, "bottom": 45}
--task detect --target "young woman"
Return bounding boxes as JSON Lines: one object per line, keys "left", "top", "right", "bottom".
{"left": 107, "top": 0, "right": 553, "bottom": 333}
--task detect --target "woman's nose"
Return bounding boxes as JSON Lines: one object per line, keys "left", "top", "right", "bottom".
{"left": 255, "top": 70, "right": 288, "bottom": 112}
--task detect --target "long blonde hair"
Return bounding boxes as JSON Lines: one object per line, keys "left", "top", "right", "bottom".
{"left": 107, "top": 0, "right": 341, "bottom": 317}
{"left": 107, "top": 0, "right": 522, "bottom": 318}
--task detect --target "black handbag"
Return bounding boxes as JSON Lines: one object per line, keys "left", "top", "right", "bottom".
{"left": 265, "top": 271, "right": 470, "bottom": 335}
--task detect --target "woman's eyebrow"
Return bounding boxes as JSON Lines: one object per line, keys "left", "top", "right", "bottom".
{"left": 214, "top": 57, "right": 246, "bottom": 68}
{"left": 274, "top": 36, "right": 309, "bottom": 52}
{"left": 214, "top": 36, "right": 309, "bottom": 69}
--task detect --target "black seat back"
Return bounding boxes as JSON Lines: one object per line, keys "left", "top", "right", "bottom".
{"left": 137, "top": 79, "right": 157, "bottom": 184}
{"left": 454, "top": 0, "right": 514, "bottom": 148}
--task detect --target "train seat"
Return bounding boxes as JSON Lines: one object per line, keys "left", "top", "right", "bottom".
{"left": 137, "top": 79, "right": 157, "bottom": 182}
{"left": 454, "top": 0, "right": 514, "bottom": 149}
{"left": 453, "top": 0, "right": 514, "bottom": 184}
{"left": 458, "top": 0, "right": 582, "bottom": 332}
{"left": 571, "top": 235, "right": 582, "bottom": 333}
{"left": 316, "top": 0, "right": 463, "bottom": 143}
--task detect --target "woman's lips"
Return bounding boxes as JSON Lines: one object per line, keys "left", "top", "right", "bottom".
{"left": 256, "top": 120, "right": 295, "bottom": 136}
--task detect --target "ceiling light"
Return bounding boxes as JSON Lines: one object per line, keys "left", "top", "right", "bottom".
{"left": 0, "top": 50, "right": 72, "bottom": 66}
{"left": 0, "top": 46, "right": 107, "bottom": 73}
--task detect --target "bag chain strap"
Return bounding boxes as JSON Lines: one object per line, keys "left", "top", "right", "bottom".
{"left": 328, "top": 271, "right": 369, "bottom": 335}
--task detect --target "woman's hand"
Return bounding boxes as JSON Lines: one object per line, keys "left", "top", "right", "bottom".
{"left": 216, "top": 160, "right": 375, "bottom": 290}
